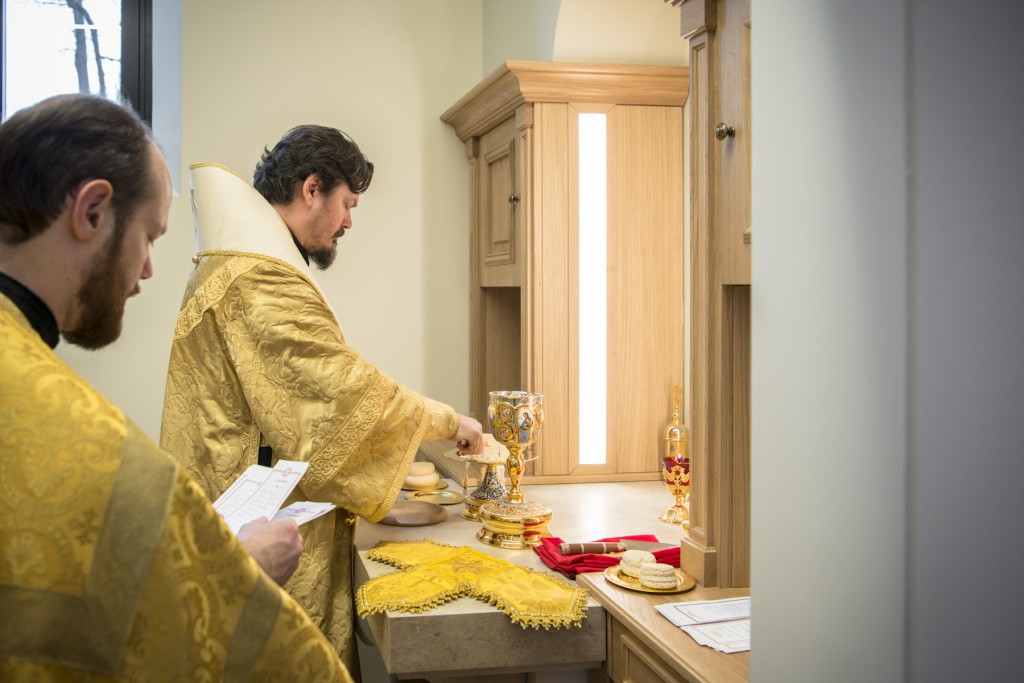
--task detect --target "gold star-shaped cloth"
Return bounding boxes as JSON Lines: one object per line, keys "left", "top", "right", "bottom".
{"left": 356, "top": 540, "right": 587, "bottom": 629}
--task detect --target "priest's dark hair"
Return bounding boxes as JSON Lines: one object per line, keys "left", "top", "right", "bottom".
{"left": 253, "top": 124, "right": 374, "bottom": 205}
{"left": 0, "top": 94, "right": 155, "bottom": 246}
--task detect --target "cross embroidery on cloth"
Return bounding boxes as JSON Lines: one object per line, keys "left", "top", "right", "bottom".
{"left": 356, "top": 540, "right": 587, "bottom": 629}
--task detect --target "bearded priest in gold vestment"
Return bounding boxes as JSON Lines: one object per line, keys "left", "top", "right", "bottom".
{"left": 0, "top": 96, "right": 351, "bottom": 681}
{"left": 160, "top": 126, "right": 484, "bottom": 673}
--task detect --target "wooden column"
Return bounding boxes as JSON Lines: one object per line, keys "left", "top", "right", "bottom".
{"left": 671, "top": 0, "right": 752, "bottom": 588}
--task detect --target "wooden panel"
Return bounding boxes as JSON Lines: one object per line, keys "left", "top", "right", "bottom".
{"left": 610, "top": 619, "right": 681, "bottom": 683}
{"left": 678, "top": 0, "right": 718, "bottom": 39}
{"left": 717, "top": 0, "right": 751, "bottom": 285}
{"left": 481, "top": 287, "right": 522, "bottom": 420}
{"left": 682, "top": 29, "right": 719, "bottom": 586}
{"left": 718, "top": 285, "right": 750, "bottom": 587}
{"left": 479, "top": 117, "right": 517, "bottom": 286}
{"left": 606, "top": 105, "right": 684, "bottom": 475}
{"left": 526, "top": 102, "right": 571, "bottom": 477}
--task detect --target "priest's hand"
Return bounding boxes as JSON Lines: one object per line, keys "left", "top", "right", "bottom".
{"left": 237, "top": 517, "right": 303, "bottom": 586}
{"left": 454, "top": 414, "right": 484, "bottom": 455}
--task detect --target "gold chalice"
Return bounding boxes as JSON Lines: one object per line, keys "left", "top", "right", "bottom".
{"left": 659, "top": 385, "right": 690, "bottom": 527}
{"left": 477, "top": 391, "right": 552, "bottom": 549}
{"left": 658, "top": 456, "right": 690, "bottom": 526}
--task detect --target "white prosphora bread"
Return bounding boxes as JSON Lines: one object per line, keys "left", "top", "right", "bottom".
{"left": 619, "top": 549, "right": 656, "bottom": 578}
{"left": 403, "top": 472, "right": 440, "bottom": 488}
{"left": 638, "top": 561, "right": 678, "bottom": 589}
{"left": 408, "top": 461, "right": 435, "bottom": 477}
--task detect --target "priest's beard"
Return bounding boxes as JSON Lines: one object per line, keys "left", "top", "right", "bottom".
{"left": 62, "top": 230, "right": 130, "bottom": 349}
{"left": 308, "top": 240, "right": 338, "bottom": 270}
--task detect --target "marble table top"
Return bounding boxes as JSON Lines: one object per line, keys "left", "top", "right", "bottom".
{"left": 354, "top": 476, "right": 686, "bottom": 679}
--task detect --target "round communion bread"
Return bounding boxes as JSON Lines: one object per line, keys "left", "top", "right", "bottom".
{"left": 403, "top": 472, "right": 439, "bottom": 489}
{"left": 638, "top": 562, "right": 678, "bottom": 589}
{"left": 408, "top": 461, "right": 435, "bottom": 477}
{"left": 619, "top": 549, "right": 656, "bottom": 578}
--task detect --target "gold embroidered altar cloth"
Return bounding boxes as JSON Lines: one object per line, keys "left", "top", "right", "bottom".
{"left": 356, "top": 540, "right": 587, "bottom": 629}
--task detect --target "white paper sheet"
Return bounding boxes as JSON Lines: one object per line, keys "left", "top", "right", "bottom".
{"left": 213, "top": 460, "right": 334, "bottom": 534}
{"left": 655, "top": 597, "right": 751, "bottom": 653}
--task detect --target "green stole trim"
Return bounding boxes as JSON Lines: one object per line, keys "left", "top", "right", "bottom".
{"left": 224, "top": 575, "right": 281, "bottom": 682}
{"left": 0, "top": 423, "right": 176, "bottom": 674}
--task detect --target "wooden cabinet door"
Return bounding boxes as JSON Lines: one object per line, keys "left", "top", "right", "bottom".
{"left": 717, "top": 0, "right": 751, "bottom": 285}
{"left": 478, "top": 116, "right": 518, "bottom": 287}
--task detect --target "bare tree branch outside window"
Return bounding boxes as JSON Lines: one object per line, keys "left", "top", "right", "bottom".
{"left": 65, "top": 0, "right": 107, "bottom": 96}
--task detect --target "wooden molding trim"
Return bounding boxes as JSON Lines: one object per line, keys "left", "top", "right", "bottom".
{"left": 678, "top": 0, "right": 718, "bottom": 39}
{"left": 441, "top": 61, "right": 689, "bottom": 141}
{"left": 680, "top": 535, "right": 718, "bottom": 586}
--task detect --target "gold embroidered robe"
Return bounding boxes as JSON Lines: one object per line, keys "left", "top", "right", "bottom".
{"left": 0, "top": 293, "right": 352, "bottom": 682}
{"left": 159, "top": 164, "right": 459, "bottom": 671}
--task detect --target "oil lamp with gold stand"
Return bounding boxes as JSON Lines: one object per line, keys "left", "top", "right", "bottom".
{"left": 659, "top": 385, "right": 691, "bottom": 527}
{"left": 477, "top": 391, "right": 552, "bottom": 549}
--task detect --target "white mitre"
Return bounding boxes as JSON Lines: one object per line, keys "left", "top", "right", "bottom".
{"left": 188, "top": 162, "right": 329, "bottom": 304}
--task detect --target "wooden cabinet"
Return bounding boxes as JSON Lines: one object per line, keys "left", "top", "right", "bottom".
{"left": 608, "top": 617, "right": 686, "bottom": 683}
{"left": 442, "top": 62, "right": 689, "bottom": 482}
{"left": 669, "top": 0, "right": 753, "bottom": 588}
{"left": 577, "top": 572, "right": 749, "bottom": 683}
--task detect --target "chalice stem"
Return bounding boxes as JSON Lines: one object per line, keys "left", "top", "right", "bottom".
{"left": 506, "top": 446, "right": 525, "bottom": 504}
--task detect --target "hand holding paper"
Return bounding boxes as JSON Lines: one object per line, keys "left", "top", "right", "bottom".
{"left": 213, "top": 460, "right": 336, "bottom": 534}
{"left": 237, "top": 517, "right": 303, "bottom": 585}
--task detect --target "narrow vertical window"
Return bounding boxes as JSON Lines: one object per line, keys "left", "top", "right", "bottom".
{"left": 578, "top": 112, "right": 607, "bottom": 465}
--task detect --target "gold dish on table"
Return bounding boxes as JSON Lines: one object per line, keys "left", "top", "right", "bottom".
{"left": 400, "top": 479, "right": 449, "bottom": 492}
{"left": 603, "top": 565, "right": 696, "bottom": 594}
{"left": 405, "top": 489, "right": 466, "bottom": 505}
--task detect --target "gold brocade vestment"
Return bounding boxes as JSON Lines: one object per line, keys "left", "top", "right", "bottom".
{"left": 160, "top": 164, "right": 459, "bottom": 671}
{"left": 0, "top": 293, "right": 351, "bottom": 682}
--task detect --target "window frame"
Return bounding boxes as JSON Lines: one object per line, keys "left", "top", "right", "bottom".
{"left": 0, "top": 0, "right": 153, "bottom": 122}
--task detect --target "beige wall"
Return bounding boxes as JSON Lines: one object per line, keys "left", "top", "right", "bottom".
{"left": 554, "top": 0, "right": 687, "bottom": 65}
{"left": 482, "top": 0, "right": 560, "bottom": 73}
{"left": 58, "top": 0, "right": 686, "bottom": 443}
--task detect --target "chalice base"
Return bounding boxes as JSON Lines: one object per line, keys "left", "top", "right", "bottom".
{"left": 659, "top": 501, "right": 690, "bottom": 528}
{"left": 476, "top": 500, "right": 553, "bottom": 549}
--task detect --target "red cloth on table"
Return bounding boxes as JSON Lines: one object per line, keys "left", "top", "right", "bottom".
{"left": 534, "top": 535, "right": 680, "bottom": 579}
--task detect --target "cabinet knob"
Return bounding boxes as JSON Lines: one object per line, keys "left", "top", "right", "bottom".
{"left": 508, "top": 193, "right": 520, "bottom": 204}
{"left": 715, "top": 123, "right": 736, "bottom": 141}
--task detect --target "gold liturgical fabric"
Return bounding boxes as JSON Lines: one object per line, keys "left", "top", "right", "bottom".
{"left": 357, "top": 541, "right": 587, "bottom": 629}
{"left": 0, "top": 294, "right": 351, "bottom": 682}
{"left": 160, "top": 164, "right": 459, "bottom": 672}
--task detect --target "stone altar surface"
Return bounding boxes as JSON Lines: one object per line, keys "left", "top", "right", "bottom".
{"left": 354, "top": 476, "right": 686, "bottom": 679}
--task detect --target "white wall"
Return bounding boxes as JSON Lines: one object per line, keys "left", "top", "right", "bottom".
{"left": 554, "top": 0, "right": 688, "bottom": 65}
{"left": 752, "top": 0, "right": 1023, "bottom": 680}
{"left": 57, "top": 0, "right": 687, "bottom": 442}
{"left": 60, "top": 0, "right": 484, "bottom": 440}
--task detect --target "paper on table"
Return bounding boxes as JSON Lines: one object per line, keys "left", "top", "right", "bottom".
{"left": 655, "top": 597, "right": 751, "bottom": 653}
{"left": 213, "top": 460, "right": 334, "bottom": 534}
{"left": 682, "top": 619, "right": 750, "bottom": 654}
